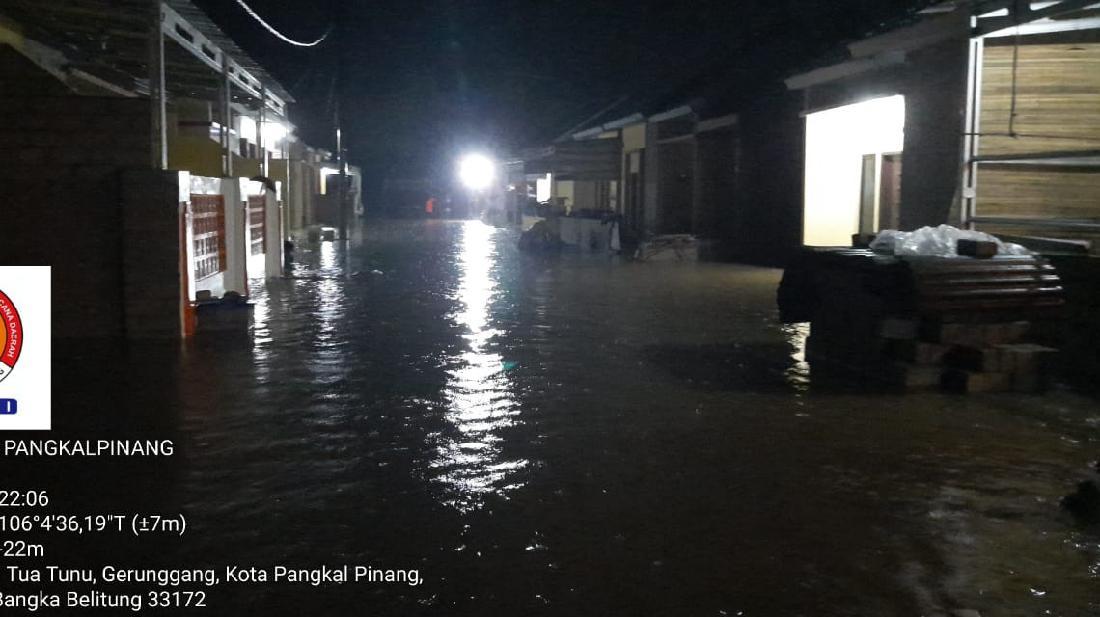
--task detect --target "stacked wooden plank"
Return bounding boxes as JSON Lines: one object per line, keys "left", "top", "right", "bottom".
{"left": 787, "top": 248, "right": 1064, "bottom": 392}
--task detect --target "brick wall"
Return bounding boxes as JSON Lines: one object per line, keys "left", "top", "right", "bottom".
{"left": 121, "top": 170, "right": 184, "bottom": 339}
{"left": 0, "top": 47, "right": 154, "bottom": 338}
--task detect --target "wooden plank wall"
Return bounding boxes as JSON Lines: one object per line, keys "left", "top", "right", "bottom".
{"left": 979, "top": 41, "right": 1100, "bottom": 155}
{"left": 976, "top": 39, "right": 1100, "bottom": 251}
{"left": 978, "top": 168, "right": 1100, "bottom": 219}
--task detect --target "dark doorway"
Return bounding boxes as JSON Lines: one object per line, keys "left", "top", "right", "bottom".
{"left": 624, "top": 149, "right": 644, "bottom": 234}
{"left": 858, "top": 151, "right": 903, "bottom": 233}
{"left": 879, "top": 152, "right": 902, "bottom": 230}
{"left": 657, "top": 140, "right": 695, "bottom": 234}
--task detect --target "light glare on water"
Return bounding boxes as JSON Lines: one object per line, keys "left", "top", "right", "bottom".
{"left": 435, "top": 222, "right": 527, "bottom": 511}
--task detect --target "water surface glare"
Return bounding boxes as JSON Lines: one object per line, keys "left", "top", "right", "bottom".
{"left": 19, "top": 220, "right": 1100, "bottom": 616}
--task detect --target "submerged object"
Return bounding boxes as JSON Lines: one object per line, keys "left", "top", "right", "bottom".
{"left": 518, "top": 220, "right": 562, "bottom": 253}
{"left": 195, "top": 291, "right": 254, "bottom": 334}
{"left": 1062, "top": 461, "right": 1100, "bottom": 525}
{"left": 635, "top": 234, "right": 698, "bottom": 262}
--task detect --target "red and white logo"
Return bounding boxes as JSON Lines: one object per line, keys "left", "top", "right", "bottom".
{"left": 0, "top": 266, "right": 50, "bottom": 430}
{"left": 0, "top": 288, "right": 23, "bottom": 384}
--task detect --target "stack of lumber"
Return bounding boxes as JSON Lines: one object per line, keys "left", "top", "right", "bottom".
{"left": 786, "top": 248, "right": 1064, "bottom": 392}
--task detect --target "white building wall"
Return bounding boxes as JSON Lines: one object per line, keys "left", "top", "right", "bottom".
{"left": 803, "top": 95, "right": 905, "bottom": 246}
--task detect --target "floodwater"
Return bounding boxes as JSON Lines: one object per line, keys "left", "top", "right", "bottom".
{"left": 16, "top": 219, "right": 1100, "bottom": 615}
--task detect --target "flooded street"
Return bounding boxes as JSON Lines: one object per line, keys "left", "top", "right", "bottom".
{"left": 28, "top": 220, "right": 1100, "bottom": 615}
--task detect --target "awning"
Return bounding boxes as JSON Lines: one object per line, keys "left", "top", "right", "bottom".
{"left": 516, "top": 138, "right": 622, "bottom": 181}
{"left": 0, "top": 0, "right": 292, "bottom": 116}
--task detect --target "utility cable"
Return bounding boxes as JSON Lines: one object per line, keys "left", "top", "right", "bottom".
{"left": 232, "top": 0, "right": 331, "bottom": 47}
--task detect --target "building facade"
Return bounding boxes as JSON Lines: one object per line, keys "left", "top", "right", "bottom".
{"left": 0, "top": 0, "right": 348, "bottom": 338}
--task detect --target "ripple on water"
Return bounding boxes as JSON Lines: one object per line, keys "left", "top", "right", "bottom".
{"left": 45, "top": 219, "right": 1096, "bottom": 616}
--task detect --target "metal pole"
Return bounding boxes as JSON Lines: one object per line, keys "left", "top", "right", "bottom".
{"left": 962, "top": 36, "right": 984, "bottom": 229}
{"left": 336, "top": 120, "right": 347, "bottom": 241}
{"left": 149, "top": 0, "right": 167, "bottom": 169}
{"left": 280, "top": 133, "right": 290, "bottom": 268}
{"left": 335, "top": 3, "right": 348, "bottom": 242}
{"left": 259, "top": 86, "right": 268, "bottom": 177}
{"left": 221, "top": 55, "right": 234, "bottom": 177}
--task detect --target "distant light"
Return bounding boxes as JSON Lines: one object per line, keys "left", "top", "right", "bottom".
{"left": 261, "top": 121, "right": 288, "bottom": 144}
{"left": 239, "top": 116, "right": 257, "bottom": 142}
{"left": 535, "top": 173, "right": 552, "bottom": 202}
{"left": 458, "top": 153, "right": 495, "bottom": 191}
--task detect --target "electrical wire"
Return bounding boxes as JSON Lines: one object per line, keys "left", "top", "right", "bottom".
{"left": 232, "top": 0, "right": 331, "bottom": 47}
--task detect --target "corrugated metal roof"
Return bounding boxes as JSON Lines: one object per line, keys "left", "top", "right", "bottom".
{"left": 0, "top": 0, "right": 292, "bottom": 104}
{"left": 163, "top": 0, "right": 292, "bottom": 102}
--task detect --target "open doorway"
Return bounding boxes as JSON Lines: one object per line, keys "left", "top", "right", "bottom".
{"left": 803, "top": 95, "right": 905, "bottom": 246}
{"left": 858, "top": 151, "right": 902, "bottom": 235}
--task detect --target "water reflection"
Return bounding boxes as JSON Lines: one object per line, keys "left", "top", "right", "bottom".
{"left": 307, "top": 242, "right": 349, "bottom": 392}
{"left": 251, "top": 278, "right": 272, "bottom": 347}
{"left": 434, "top": 221, "right": 526, "bottom": 511}
{"left": 781, "top": 322, "right": 811, "bottom": 392}
{"left": 314, "top": 243, "right": 343, "bottom": 340}
{"left": 38, "top": 220, "right": 1099, "bottom": 614}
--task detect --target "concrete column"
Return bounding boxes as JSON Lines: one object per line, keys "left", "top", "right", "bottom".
{"left": 178, "top": 174, "right": 197, "bottom": 337}
{"left": 181, "top": 176, "right": 196, "bottom": 303}
{"left": 642, "top": 123, "right": 661, "bottom": 235}
{"left": 222, "top": 178, "right": 248, "bottom": 295}
{"left": 264, "top": 189, "right": 283, "bottom": 278}
{"left": 897, "top": 37, "right": 971, "bottom": 230}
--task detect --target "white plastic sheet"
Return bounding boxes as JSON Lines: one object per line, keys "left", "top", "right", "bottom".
{"left": 870, "top": 225, "right": 1031, "bottom": 257}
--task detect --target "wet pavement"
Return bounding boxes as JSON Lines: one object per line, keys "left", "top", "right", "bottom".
{"left": 20, "top": 219, "right": 1100, "bottom": 615}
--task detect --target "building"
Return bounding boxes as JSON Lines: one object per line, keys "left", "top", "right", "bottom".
{"left": 0, "top": 0, "right": 343, "bottom": 338}
{"left": 513, "top": 88, "right": 798, "bottom": 261}
{"left": 517, "top": 1, "right": 1099, "bottom": 264}
{"left": 785, "top": 0, "right": 1100, "bottom": 252}
{"left": 781, "top": 0, "right": 1100, "bottom": 385}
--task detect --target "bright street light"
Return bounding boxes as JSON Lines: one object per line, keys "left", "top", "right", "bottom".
{"left": 457, "top": 153, "right": 495, "bottom": 191}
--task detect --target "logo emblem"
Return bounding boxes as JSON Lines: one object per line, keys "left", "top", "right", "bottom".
{"left": 0, "top": 288, "right": 23, "bottom": 384}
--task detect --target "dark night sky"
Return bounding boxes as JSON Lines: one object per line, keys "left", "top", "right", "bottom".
{"left": 193, "top": 0, "right": 931, "bottom": 188}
